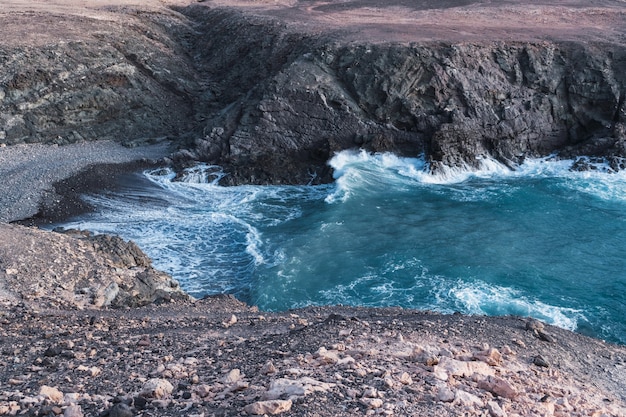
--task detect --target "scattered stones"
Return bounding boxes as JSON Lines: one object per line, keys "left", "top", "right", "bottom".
{"left": 360, "top": 397, "right": 384, "bottom": 409}
{"left": 0, "top": 281, "right": 624, "bottom": 417}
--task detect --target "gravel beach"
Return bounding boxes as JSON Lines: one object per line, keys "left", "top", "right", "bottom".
{"left": 0, "top": 141, "right": 172, "bottom": 223}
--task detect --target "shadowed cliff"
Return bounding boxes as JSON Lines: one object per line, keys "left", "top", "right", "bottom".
{"left": 1, "top": 0, "right": 625, "bottom": 184}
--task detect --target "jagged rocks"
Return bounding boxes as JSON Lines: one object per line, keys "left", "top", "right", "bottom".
{"left": 244, "top": 400, "right": 293, "bottom": 415}
{"left": 2, "top": 1, "right": 626, "bottom": 188}
{"left": 0, "top": 223, "right": 190, "bottom": 309}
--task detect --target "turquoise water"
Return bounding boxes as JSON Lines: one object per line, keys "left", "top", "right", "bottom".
{"left": 56, "top": 151, "right": 626, "bottom": 344}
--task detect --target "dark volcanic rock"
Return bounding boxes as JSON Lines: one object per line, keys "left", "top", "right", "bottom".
{"left": 188, "top": 20, "right": 626, "bottom": 181}
{"left": 1, "top": 1, "right": 625, "bottom": 185}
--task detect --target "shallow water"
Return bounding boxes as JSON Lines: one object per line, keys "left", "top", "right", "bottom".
{"left": 54, "top": 151, "right": 626, "bottom": 344}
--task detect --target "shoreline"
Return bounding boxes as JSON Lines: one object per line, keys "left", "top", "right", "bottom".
{"left": 0, "top": 145, "right": 624, "bottom": 415}
{"left": 0, "top": 0, "right": 625, "bottom": 414}
{"left": 0, "top": 141, "right": 173, "bottom": 224}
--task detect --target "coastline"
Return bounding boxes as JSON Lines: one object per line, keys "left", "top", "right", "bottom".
{"left": 0, "top": 144, "right": 625, "bottom": 416}
{"left": 0, "top": 141, "right": 173, "bottom": 224}
{"left": 0, "top": 0, "right": 625, "bottom": 414}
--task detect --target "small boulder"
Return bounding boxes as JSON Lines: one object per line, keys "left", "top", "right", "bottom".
{"left": 39, "top": 386, "right": 63, "bottom": 403}
{"left": 478, "top": 376, "right": 518, "bottom": 399}
{"left": 244, "top": 399, "right": 292, "bottom": 415}
{"left": 141, "top": 378, "right": 174, "bottom": 399}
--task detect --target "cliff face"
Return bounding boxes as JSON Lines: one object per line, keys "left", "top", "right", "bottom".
{"left": 1, "top": 2, "right": 625, "bottom": 184}
{"left": 0, "top": 7, "right": 200, "bottom": 146}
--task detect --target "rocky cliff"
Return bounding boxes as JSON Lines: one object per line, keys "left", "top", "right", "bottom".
{"left": 1, "top": 1, "right": 625, "bottom": 184}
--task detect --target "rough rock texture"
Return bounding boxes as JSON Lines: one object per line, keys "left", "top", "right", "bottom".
{"left": 0, "top": 5, "right": 199, "bottom": 147}
{"left": 1, "top": 0, "right": 625, "bottom": 185}
{"left": 0, "top": 298, "right": 624, "bottom": 416}
{"left": 0, "top": 223, "right": 190, "bottom": 309}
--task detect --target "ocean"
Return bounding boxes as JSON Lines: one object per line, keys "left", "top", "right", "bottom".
{"left": 54, "top": 150, "right": 626, "bottom": 344}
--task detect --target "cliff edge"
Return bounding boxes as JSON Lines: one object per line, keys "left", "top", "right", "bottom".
{"left": 1, "top": 0, "right": 625, "bottom": 185}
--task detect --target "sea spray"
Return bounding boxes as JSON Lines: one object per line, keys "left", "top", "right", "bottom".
{"left": 53, "top": 151, "right": 626, "bottom": 344}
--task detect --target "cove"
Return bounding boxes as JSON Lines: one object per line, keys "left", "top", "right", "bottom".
{"left": 53, "top": 151, "right": 626, "bottom": 345}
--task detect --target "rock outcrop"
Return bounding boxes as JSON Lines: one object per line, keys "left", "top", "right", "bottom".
{"left": 1, "top": 0, "right": 625, "bottom": 185}
{"left": 0, "top": 223, "right": 189, "bottom": 309}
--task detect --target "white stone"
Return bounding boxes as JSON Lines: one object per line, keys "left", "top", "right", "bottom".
{"left": 244, "top": 399, "right": 292, "bottom": 415}
{"left": 360, "top": 398, "right": 384, "bottom": 409}
{"left": 263, "top": 377, "right": 333, "bottom": 400}
{"left": 141, "top": 378, "right": 174, "bottom": 399}
{"left": 315, "top": 347, "right": 339, "bottom": 364}
{"left": 454, "top": 390, "right": 484, "bottom": 407}
{"left": 223, "top": 314, "right": 237, "bottom": 328}
{"left": 487, "top": 400, "right": 507, "bottom": 417}
{"left": 184, "top": 357, "right": 199, "bottom": 365}
{"left": 222, "top": 369, "right": 241, "bottom": 384}
{"left": 437, "top": 386, "right": 455, "bottom": 402}
{"left": 195, "top": 384, "right": 212, "bottom": 398}
{"left": 398, "top": 372, "right": 413, "bottom": 385}
{"left": 434, "top": 357, "right": 495, "bottom": 379}
{"left": 473, "top": 348, "right": 503, "bottom": 366}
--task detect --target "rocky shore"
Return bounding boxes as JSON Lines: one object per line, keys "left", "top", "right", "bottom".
{"left": 1, "top": 0, "right": 626, "bottom": 416}
{"left": 1, "top": 0, "right": 626, "bottom": 184}
{"left": 1, "top": 290, "right": 626, "bottom": 417}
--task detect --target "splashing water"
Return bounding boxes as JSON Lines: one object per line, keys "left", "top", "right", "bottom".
{"left": 53, "top": 151, "right": 626, "bottom": 344}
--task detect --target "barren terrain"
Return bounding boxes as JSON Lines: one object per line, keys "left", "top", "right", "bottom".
{"left": 1, "top": 0, "right": 626, "bottom": 416}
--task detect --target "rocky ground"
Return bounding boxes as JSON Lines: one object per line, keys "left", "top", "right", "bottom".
{"left": 1, "top": 293, "right": 625, "bottom": 417}
{"left": 1, "top": 0, "right": 626, "bottom": 184}
{"left": 0, "top": 223, "right": 625, "bottom": 416}
{"left": 1, "top": 1, "right": 626, "bottom": 416}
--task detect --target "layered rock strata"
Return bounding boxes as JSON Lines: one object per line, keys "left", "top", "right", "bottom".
{"left": 1, "top": 1, "right": 625, "bottom": 185}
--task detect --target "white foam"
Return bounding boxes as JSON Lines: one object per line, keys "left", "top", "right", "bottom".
{"left": 442, "top": 280, "right": 584, "bottom": 331}
{"left": 326, "top": 150, "right": 626, "bottom": 204}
